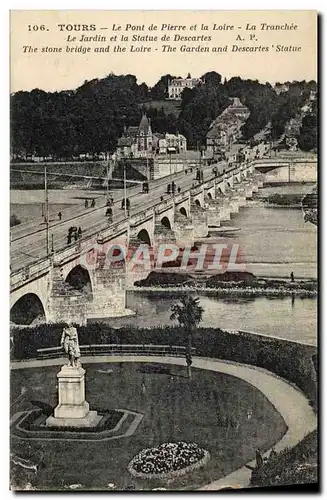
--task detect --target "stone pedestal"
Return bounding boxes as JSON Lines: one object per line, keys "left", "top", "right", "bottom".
{"left": 46, "top": 366, "right": 100, "bottom": 428}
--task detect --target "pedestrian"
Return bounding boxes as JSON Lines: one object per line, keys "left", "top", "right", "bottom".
{"left": 84, "top": 199, "right": 88, "bottom": 209}
{"left": 290, "top": 271, "right": 295, "bottom": 282}
{"left": 74, "top": 231, "right": 78, "bottom": 242}
{"left": 67, "top": 233, "right": 72, "bottom": 245}
{"left": 177, "top": 187, "right": 181, "bottom": 193}
{"left": 58, "top": 211, "right": 62, "bottom": 221}
{"left": 160, "top": 196, "right": 164, "bottom": 201}
{"left": 91, "top": 198, "right": 95, "bottom": 208}
{"left": 77, "top": 227, "right": 82, "bottom": 238}
{"left": 255, "top": 449, "right": 264, "bottom": 469}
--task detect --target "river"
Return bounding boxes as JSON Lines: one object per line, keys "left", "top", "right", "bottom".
{"left": 209, "top": 184, "right": 317, "bottom": 279}
{"left": 105, "top": 291, "right": 317, "bottom": 346}
{"left": 108, "top": 184, "right": 317, "bottom": 346}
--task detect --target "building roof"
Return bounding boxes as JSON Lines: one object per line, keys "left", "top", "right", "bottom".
{"left": 126, "top": 126, "right": 139, "bottom": 138}
{"left": 118, "top": 137, "right": 134, "bottom": 147}
{"left": 139, "top": 113, "right": 150, "bottom": 134}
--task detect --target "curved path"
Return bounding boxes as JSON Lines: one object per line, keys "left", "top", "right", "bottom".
{"left": 11, "top": 355, "right": 317, "bottom": 490}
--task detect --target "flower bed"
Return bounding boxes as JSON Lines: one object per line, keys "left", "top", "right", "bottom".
{"left": 127, "top": 442, "right": 210, "bottom": 479}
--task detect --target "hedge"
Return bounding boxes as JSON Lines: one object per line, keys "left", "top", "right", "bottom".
{"left": 11, "top": 323, "right": 317, "bottom": 409}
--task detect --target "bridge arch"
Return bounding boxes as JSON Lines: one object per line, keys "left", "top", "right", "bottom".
{"left": 137, "top": 229, "right": 151, "bottom": 246}
{"left": 207, "top": 192, "right": 212, "bottom": 199}
{"left": 180, "top": 207, "right": 188, "bottom": 217}
{"left": 161, "top": 216, "right": 171, "bottom": 230}
{"left": 65, "top": 265, "right": 93, "bottom": 296}
{"left": 195, "top": 199, "right": 201, "bottom": 207}
{"left": 10, "top": 293, "right": 46, "bottom": 326}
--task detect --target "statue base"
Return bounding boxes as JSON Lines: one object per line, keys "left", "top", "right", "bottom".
{"left": 46, "top": 365, "right": 101, "bottom": 428}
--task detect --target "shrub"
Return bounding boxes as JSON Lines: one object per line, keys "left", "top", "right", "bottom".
{"left": 250, "top": 430, "right": 318, "bottom": 487}
{"left": 11, "top": 323, "right": 317, "bottom": 409}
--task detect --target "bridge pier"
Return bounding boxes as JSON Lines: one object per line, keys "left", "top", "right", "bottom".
{"left": 174, "top": 212, "right": 194, "bottom": 247}
{"left": 229, "top": 193, "right": 241, "bottom": 214}
{"left": 49, "top": 266, "right": 88, "bottom": 325}
{"left": 191, "top": 202, "right": 208, "bottom": 239}
{"left": 206, "top": 197, "right": 221, "bottom": 227}
{"left": 215, "top": 197, "right": 231, "bottom": 222}
{"left": 234, "top": 187, "right": 247, "bottom": 207}
{"left": 88, "top": 261, "right": 131, "bottom": 319}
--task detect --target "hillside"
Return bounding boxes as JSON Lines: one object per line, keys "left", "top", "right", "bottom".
{"left": 142, "top": 100, "right": 181, "bottom": 118}
{"left": 11, "top": 72, "right": 317, "bottom": 159}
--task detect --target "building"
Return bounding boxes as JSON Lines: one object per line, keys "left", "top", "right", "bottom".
{"left": 274, "top": 83, "right": 289, "bottom": 95}
{"left": 117, "top": 114, "right": 154, "bottom": 159}
{"left": 165, "top": 133, "right": 187, "bottom": 153}
{"left": 168, "top": 74, "right": 202, "bottom": 100}
{"left": 205, "top": 99, "right": 250, "bottom": 160}
{"left": 152, "top": 134, "right": 167, "bottom": 154}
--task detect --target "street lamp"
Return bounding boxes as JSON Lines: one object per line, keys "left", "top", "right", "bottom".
{"left": 106, "top": 160, "right": 110, "bottom": 201}
{"left": 44, "top": 165, "right": 50, "bottom": 255}
{"left": 123, "top": 156, "right": 127, "bottom": 218}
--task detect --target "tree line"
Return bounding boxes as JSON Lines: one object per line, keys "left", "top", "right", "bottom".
{"left": 10, "top": 71, "right": 317, "bottom": 160}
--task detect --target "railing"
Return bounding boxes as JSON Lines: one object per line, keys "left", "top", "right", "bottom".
{"left": 36, "top": 344, "right": 196, "bottom": 359}
{"left": 10, "top": 162, "right": 252, "bottom": 278}
{"left": 10, "top": 257, "right": 51, "bottom": 290}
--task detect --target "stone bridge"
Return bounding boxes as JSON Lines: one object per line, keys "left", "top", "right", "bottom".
{"left": 9, "top": 162, "right": 269, "bottom": 326}
{"left": 253, "top": 157, "right": 317, "bottom": 184}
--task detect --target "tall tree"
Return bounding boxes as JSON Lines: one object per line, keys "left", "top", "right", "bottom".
{"left": 170, "top": 296, "right": 204, "bottom": 379}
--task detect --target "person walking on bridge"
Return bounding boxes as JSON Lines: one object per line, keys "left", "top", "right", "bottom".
{"left": 84, "top": 199, "right": 89, "bottom": 209}
{"left": 58, "top": 211, "right": 62, "bottom": 221}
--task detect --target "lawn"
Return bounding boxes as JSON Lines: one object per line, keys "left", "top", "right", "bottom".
{"left": 10, "top": 362, "right": 287, "bottom": 491}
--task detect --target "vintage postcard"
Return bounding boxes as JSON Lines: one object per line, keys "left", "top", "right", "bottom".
{"left": 10, "top": 10, "right": 318, "bottom": 491}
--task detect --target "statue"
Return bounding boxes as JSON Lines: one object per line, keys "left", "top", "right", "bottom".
{"left": 60, "top": 324, "right": 81, "bottom": 368}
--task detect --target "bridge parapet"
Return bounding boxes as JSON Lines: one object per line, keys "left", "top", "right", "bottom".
{"left": 10, "top": 258, "right": 51, "bottom": 291}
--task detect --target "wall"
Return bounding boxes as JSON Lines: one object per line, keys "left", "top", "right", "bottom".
{"left": 153, "top": 158, "right": 185, "bottom": 179}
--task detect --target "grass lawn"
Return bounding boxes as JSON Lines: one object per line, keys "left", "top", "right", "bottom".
{"left": 11, "top": 362, "right": 287, "bottom": 491}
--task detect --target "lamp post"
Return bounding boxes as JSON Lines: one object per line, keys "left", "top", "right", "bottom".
{"left": 106, "top": 160, "right": 110, "bottom": 201}
{"left": 123, "top": 156, "right": 127, "bottom": 218}
{"left": 44, "top": 165, "right": 50, "bottom": 255}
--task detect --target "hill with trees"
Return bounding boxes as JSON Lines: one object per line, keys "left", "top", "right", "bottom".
{"left": 10, "top": 72, "right": 317, "bottom": 160}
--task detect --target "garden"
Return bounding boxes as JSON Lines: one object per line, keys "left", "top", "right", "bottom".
{"left": 11, "top": 362, "right": 287, "bottom": 490}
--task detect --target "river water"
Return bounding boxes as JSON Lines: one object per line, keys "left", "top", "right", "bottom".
{"left": 109, "top": 184, "right": 317, "bottom": 346}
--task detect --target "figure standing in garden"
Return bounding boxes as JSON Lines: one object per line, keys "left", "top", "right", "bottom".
{"left": 60, "top": 324, "right": 81, "bottom": 368}
{"left": 290, "top": 271, "right": 295, "bottom": 282}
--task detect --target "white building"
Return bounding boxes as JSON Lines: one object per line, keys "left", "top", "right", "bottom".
{"left": 165, "top": 133, "right": 187, "bottom": 153}
{"left": 168, "top": 74, "right": 202, "bottom": 100}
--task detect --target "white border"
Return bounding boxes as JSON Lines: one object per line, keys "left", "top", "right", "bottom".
{"left": 3, "top": 1, "right": 324, "bottom": 499}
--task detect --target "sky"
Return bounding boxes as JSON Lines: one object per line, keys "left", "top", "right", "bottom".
{"left": 10, "top": 10, "right": 317, "bottom": 92}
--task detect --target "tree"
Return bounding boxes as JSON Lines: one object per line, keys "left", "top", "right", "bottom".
{"left": 150, "top": 74, "right": 176, "bottom": 100}
{"left": 298, "top": 114, "right": 317, "bottom": 152}
{"left": 170, "top": 296, "right": 204, "bottom": 379}
{"left": 201, "top": 71, "right": 222, "bottom": 86}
